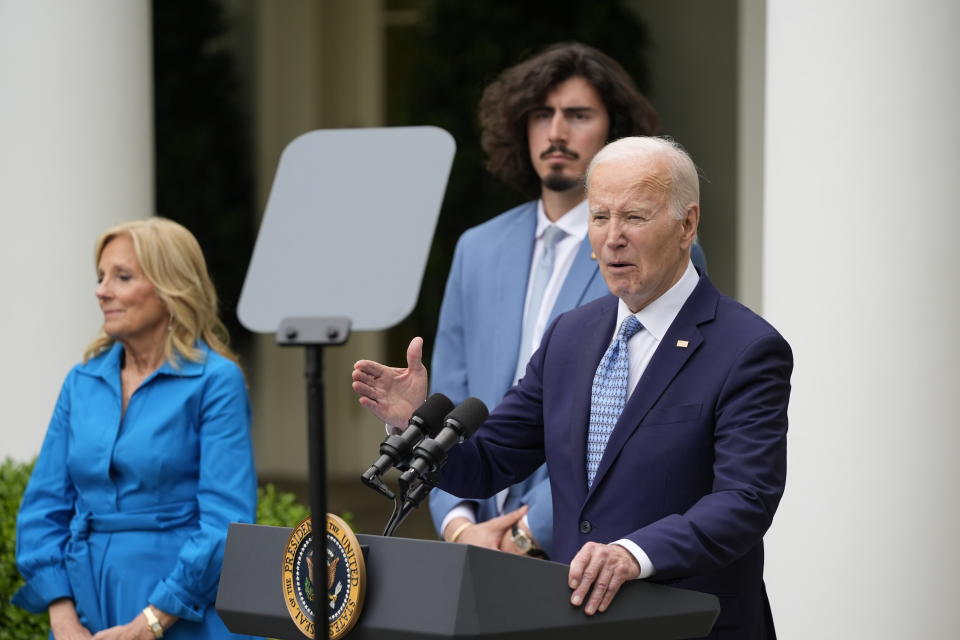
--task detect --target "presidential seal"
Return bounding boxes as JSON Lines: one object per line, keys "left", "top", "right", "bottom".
{"left": 282, "top": 514, "right": 366, "bottom": 640}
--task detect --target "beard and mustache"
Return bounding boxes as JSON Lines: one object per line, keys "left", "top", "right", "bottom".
{"left": 539, "top": 143, "right": 582, "bottom": 192}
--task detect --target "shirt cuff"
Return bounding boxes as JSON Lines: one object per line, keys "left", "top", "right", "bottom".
{"left": 11, "top": 566, "right": 74, "bottom": 613}
{"left": 148, "top": 579, "right": 206, "bottom": 623}
{"left": 611, "top": 539, "right": 656, "bottom": 579}
{"left": 439, "top": 503, "right": 477, "bottom": 539}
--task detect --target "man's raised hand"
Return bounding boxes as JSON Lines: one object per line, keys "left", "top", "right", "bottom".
{"left": 352, "top": 337, "right": 429, "bottom": 430}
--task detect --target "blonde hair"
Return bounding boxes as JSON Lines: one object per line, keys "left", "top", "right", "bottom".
{"left": 83, "top": 217, "right": 239, "bottom": 366}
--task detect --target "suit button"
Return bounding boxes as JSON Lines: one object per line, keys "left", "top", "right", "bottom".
{"left": 579, "top": 520, "right": 592, "bottom": 534}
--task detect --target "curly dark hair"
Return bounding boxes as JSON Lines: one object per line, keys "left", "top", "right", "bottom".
{"left": 479, "top": 42, "right": 660, "bottom": 198}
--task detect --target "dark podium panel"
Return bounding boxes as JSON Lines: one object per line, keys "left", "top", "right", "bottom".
{"left": 216, "top": 523, "right": 719, "bottom": 640}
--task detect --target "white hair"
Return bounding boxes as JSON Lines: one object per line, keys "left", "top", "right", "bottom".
{"left": 586, "top": 136, "right": 700, "bottom": 221}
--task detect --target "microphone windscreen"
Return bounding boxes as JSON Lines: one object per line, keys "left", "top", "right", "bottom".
{"left": 445, "top": 397, "right": 489, "bottom": 438}
{"left": 412, "top": 393, "right": 455, "bottom": 437}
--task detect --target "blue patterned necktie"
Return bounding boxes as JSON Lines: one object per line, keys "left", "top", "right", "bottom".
{"left": 515, "top": 224, "right": 567, "bottom": 382}
{"left": 586, "top": 314, "right": 643, "bottom": 488}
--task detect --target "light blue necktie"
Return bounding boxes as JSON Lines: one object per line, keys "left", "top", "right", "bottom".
{"left": 515, "top": 224, "right": 567, "bottom": 382}
{"left": 586, "top": 315, "right": 643, "bottom": 488}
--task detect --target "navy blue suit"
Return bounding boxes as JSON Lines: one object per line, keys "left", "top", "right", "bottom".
{"left": 437, "top": 274, "right": 792, "bottom": 639}
{"left": 429, "top": 200, "right": 709, "bottom": 552}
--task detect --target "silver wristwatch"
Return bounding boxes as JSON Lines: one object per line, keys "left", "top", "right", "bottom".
{"left": 511, "top": 524, "right": 547, "bottom": 558}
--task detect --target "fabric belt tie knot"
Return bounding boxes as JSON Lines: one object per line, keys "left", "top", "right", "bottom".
{"left": 586, "top": 314, "right": 643, "bottom": 488}
{"left": 69, "top": 511, "right": 93, "bottom": 542}
{"left": 63, "top": 501, "right": 198, "bottom": 631}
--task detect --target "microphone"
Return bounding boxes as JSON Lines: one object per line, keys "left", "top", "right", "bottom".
{"left": 361, "top": 393, "right": 453, "bottom": 498}
{"left": 398, "top": 397, "right": 489, "bottom": 490}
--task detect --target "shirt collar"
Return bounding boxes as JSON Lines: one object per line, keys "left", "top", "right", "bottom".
{"left": 535, "top": 198, "right": 589, "bottom": 240}
{"left": 615, "top": 260, "right": 700, "bottom": 342}
{"left": 80, "top": 340, "right": 124, "bottom": 378}
{"left": 79, "top": 339, "right": 208, "bottom": 379}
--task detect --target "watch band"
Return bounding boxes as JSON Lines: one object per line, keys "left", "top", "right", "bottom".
{"left": 142, "top": 606, "right": 164, "bottom": 639}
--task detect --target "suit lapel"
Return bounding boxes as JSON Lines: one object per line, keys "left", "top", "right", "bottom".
{"left": 586, "top": 276, "right": 720, "bottom": 498}
{"left": 568, "top": 297, "right": 618, "bottom": 500}
{"left": 493, "top": 203, "right": 537, "bottom": 393}
{"left": 548, "top": 236, "right": 602, "bottom": 325}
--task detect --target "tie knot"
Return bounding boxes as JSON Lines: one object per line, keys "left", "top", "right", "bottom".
{"left": 542, "top": 224, "right": 566, "bottom": 248}
{"left": 618, "top": 315, "right": 642, "bottom": 341}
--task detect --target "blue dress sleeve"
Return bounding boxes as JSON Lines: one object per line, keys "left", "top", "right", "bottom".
{"left": 13, "top": 372, "right": 79, "bottom": 612}
{"left": 147, "top": 361, "right": 257, "bottom": 621}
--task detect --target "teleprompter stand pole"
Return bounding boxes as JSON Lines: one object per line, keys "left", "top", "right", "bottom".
{"left": 305, "top": 345, "right": 325, "bottom": 640}
{"left": 277, "top": 317, "right": 351, "bottom": 640}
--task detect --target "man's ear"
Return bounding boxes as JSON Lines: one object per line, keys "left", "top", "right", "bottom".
{"left": 679, "top": 204, "right": 700, "bottom": 248}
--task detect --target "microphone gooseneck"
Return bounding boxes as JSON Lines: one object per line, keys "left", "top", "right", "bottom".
{"left": 398, "top": 397, "right": 489, "bottom": 489}
{"left": 360, "top": 393, "right": 453, "bottom": 500}
{"left": 377, "top": 397, "right": 489, "bottom": 537}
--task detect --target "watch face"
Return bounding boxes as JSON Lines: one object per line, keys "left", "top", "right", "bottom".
{"left": 512, "top": 529, "right": 533, "bottom": 553}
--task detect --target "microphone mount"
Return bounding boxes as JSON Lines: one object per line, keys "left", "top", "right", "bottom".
{"left": 378, "top": 397, "right": 489, "bottom": 537}
{"left": 360, "top": 393, "right": 453, "bottom": 504}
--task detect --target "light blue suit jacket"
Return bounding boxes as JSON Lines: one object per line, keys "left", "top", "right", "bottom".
{"left": 428, "top": 200, "right": 707, "bottom": 554}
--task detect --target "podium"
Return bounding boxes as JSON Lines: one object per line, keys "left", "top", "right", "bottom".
{"left": 216, "top": 523, "right": 719, "bottom": 639}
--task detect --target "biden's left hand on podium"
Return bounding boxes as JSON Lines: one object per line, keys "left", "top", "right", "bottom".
{"left": 568, "top": 542, "right": 640, "bottom": 615}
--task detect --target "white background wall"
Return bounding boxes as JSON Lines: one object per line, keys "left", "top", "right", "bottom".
{"left": 763, "top": 1, "right": 960, "bottom": 637}
{"left": 0, "top": 1, "right": 152, "bottom": 461}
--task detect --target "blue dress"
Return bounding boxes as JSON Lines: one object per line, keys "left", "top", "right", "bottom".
{"left": 13, "top": 341, "right": 258, "bottom": 639}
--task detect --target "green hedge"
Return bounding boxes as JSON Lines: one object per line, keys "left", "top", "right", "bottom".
{"left": 1, "top": 459, "right": 47, "bottom": 640}
{"left": 1, "top": 458, "right": 317, "bottom": 639}
{"left": 256, "top": 482, "right": 310, "bottom": 527}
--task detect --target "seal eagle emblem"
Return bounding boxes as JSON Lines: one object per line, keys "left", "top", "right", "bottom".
{"left": 282, "top": 514, "right": 366, "bottom": 639}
